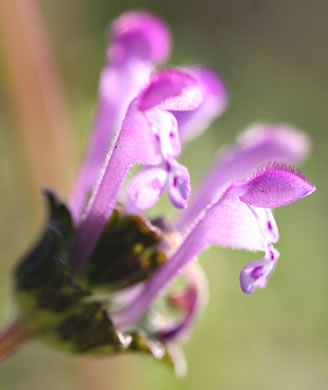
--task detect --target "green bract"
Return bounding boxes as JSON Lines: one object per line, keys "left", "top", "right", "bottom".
{"left": 14, "top": 191, "right": 172, "bottom": 366}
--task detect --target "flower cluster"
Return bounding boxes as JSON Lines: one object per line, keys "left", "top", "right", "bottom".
{"left": 0, "top": 11, "right": 315, "bottom": 375}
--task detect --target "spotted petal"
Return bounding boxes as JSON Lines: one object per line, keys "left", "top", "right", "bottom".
{"left": 146, "top": 108, "right": 181, "bottom": 159}
{"left": 240, "top": 247, "right": 280, "bottom": 294}
{"left": 167, "top": 161, "right": 191, "bottom": 209}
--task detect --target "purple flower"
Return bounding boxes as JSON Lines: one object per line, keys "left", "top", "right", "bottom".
{"left": 69, "top": 11, "right": 172, "bottom": 222}
{"left": 1, "top": 10, "right": 315, "bottom": 375}
{"left": 126, "top": 66, "right": 227, "bottom": 212}
{"left": 114, "top": 163, "right": 315, "bottom": 328}
{"left": 71, "top": 69, "right": 203, "bottom": 273}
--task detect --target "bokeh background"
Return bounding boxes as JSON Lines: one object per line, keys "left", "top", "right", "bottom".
{"left": 0, "top": 0, "right": 327, "bottom": 389}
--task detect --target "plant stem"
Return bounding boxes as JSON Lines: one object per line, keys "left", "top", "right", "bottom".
{"left": 0, "top": 319, "right": 30, "bottom": 364}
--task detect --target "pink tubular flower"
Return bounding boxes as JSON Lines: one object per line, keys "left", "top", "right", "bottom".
{"left": 69, "top": 11, "right": 171, "bottom": 222}
{"left": 178, "top": 123, "right": 311, "bottom": 231}
{"left": 1, "top": 10, "right": 316, "bottom": 375}
{"left": 71, "top": 69, "right": 203, "bottom": 273}
{"left": 114, "top": 163, "right": 315, "bottom": 327}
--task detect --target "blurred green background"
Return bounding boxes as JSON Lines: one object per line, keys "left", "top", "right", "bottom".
{"left": 0, "top": 0, "right": 327, "bottom": 389}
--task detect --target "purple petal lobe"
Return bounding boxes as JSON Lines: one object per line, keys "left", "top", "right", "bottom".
{"left": 174, "top": 66, "right": 228, "bottom": 142}
{"left": 178, "top": 123, "right": 312, "bottom": 231}
{"left": 238, "top": 123, "right": 311, "bottom": 164}
{"left": 110, "top": 11, "right": 171, "bottom": 64}
{"left": 138, "top": 70, "right": 203, "bottom": 112}
{"left": 240, "top": 247, "right": 280, "bottom": 294}
{"left": 240, "top": 164, "right": 316, "bottom": 208}
{"left": 127, "top": 167, "right": 168, "bottom": 211}
{"left": 168, "top": 162, "right": 191, "bottom": 209}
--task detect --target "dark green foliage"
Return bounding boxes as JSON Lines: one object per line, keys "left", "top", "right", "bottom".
{"left": 55, "top": 301, "right": 124, "bottom": 354}
{"left": 15, "top": 190, "right": 87, "bottom": 315}
{"left": 13, "top": 191, "right": 172, "bottom": 367}
{"left": 82, "top": 209, "right": 167, "bottom": 291}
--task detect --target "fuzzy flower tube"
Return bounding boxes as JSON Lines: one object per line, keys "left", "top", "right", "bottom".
{"left": 0, "top": 10, "right": 315, "bottom": 376}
